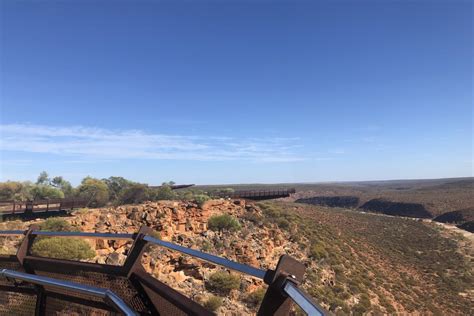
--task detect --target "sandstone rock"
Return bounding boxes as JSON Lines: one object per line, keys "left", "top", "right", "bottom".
{"left": 106, "top": 252, "right": 126, "bottom": 265}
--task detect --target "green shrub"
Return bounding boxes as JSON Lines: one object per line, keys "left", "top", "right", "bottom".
{"left": 201, "top": 240, "right": 212, "bottom": 252}
{"left": 203, "top": 295, "right": 223, "bottom": 312}
{"left": 244, "top": 288, "right": 266, "bottom": 308}
{"left": 195, "top": 194, "right": 210, "bottom": 207}
{"left": 208, "top": 214, "right": 241, "bottom": 233}
{"left": 276, "top": 218, "right": 290, "bottom": 230}
{"left": 40, "top": 218, "right": 73, "bottom": 232}
{"left": 207, "top": 271, "right": 240, "bottom": 294}
{"left": 352, "top": 293, "right": 371, "bottom": 314}
{"left": 242, "top": 211, "right": 262, "bottom": 224}
{"left": 151, "top": 184, "right": 178, "bottom": 201}
{"left": 31, "top": 237, "right": 95, "bottom": 260}
{"left": 309, "top": 242, "right": 328, "bottom": 259}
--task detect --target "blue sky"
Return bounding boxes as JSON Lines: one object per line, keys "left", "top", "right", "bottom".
{"left": 0, "top": 0, "right": 472, "bottom": 185}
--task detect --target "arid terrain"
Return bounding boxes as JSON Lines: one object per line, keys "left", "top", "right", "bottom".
{"left": 197, "top": 178, "right": 474, "bottom": 232}
{"left": 1, "top": 195, "right": 472, "bottom": 315}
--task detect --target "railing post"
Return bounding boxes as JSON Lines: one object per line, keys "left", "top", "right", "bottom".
{"left": 258, "top": 255, "right": 306, "bottom": 316}
{"left": 17, "top": 224, "right": 46, "bottom": 315}
{"left": 123, "top": 225, "right": 152, "bottom": 276}
{"left": 16, "top": 224, "right": 39, "bottom": 273}
{"left": 25, "top": 201, "right": 33, "bottom": 216}
{"left": 34, "top": 286, "right": 47, "bottom": 316}
{"left": 122, "top": 225, "right": 161, "bottom": 315}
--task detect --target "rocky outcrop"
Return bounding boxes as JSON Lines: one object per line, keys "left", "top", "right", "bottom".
{"left": 359, "top": 199, "right": 432, "bottom": 218}
{"left": 295, "top": 196, "right": 359, "bottom": 208}
{"left": 64, "top": 199, "right": 304, "bottom": 315}
{"left": 457, "top": 221, "right": 474, "bottom": 233}
{"left": 433, "top": 208, "right": 474, "bottom": 225}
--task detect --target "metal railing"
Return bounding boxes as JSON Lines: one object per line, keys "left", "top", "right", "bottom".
{"left": 0, "top": 269, "right": 136, "bottom": 316}
{"left": 0, "top": 198, "right": 88, "bottom": 217}
{"left": 0, "top": 227, "right": 326, "bottom": 315}
{"left": 283, "top": 280, "right": 325, "bottom": 316}
{"left": 214, "top": 188, "right": 296, "bottom": 200}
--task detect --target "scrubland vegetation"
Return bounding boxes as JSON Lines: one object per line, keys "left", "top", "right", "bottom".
{"left": 0, "top": 171, "right": 212, "bottom": 207}
{"left": 206, "top": 271, "right": 241, "bottom": 295}
{"left": 208, "top": 214, "right": 242, "bottom": 233}
{"left": 257, "top": 201, "right": 473, "bottom": 314}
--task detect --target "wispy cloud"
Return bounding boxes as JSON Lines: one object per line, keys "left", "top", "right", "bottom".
{"left": 328, "top": 148, "right": 345, "bottom": 154}
{"left": 0, "top": 124, "right": 305, "bottom": 162}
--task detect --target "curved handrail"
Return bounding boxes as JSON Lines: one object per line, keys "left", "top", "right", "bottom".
{"left": 0, "top": 269, "right": 137, "bottom": 316}
{"left": 143, "top": 235, "right": 267, "bottom": 279}
{"left": 0, "top": 229, "right": 325, "bottom": 315}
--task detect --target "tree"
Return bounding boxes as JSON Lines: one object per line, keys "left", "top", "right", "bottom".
{"left": 76, "top": 177, "right": 109, "bottom": 207}
{"left": 162, "top": 181, "right": 176, "bottom": 186}
{"left": 30, "top": 185, "right": 64, "bottom": 200}
{"left": 103, "top": 176, "right": 134, "bottom": 202}
{"left": 117, "top": 183, "right": 150, "bottom": 205}
{"left": 50, "top": 176, "right": 73, "bottom": 197}
{"left": 36, "top": 171, "right": 50, "bottom": 185}
{"left": 0, "top": 181, "right": 25, "bottom": 200}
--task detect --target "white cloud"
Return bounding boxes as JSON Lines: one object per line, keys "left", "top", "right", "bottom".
{"left": 0, "top": 124, "right": 305, "bottom": 162}
{"left": 328, "top": 148, "right": 345, "bottom": 154}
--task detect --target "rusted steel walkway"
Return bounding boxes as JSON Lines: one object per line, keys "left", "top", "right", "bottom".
{"left": 0, "top": 226, "right": 325, "bottom": 315}
{"left": 216, "top": 189, "right": 296, "bottom": 200}
{"left": 0, "top": 198, "right": 87, "bottom": 218}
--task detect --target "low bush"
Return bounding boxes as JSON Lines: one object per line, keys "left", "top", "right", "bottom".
{"left": 40, "top": 218, "right": 74, "bottom": 232}
{"left": 203, "top": 295, "right": 223, "bottom": 312}
{"left": 201, "top": 240, "right": 212, "bottom": 252}
{"left": 309, "top": 242, "right": 328, "bottom": 260}
{"left": 244, "top": 288, "right": 266, "bottom": 308}
{"left": 194, "top": 194, "right": 210, "bottom": 207}
{"left": 207, "top": 271, "right": 240, "bottom": 294}
{"left": 208, "top": 214, "right": 241, "bottom": 233}
{"left": 31, "top": 237, "right": 95, "bottom": 260}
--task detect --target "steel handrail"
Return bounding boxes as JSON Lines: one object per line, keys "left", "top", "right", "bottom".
{"left": 33, "top": 231, "right": 135, "bottom": 240}
{"left": 143, "top": 235, "right": 267, "bottom": 279}
{"left": 0, "top": 230, "right": 135, "bottom": 240}
{"left": 0, "top": 230, "right": 25, "bottom": 236}
{"left": 283, "top": 280, "right": 325, "bottom": 316}
{"left": 0, "top": 269, "right": 136, "bottom": 316}
{"left": 0, "top": 229, "right": 324, "bottom": 315}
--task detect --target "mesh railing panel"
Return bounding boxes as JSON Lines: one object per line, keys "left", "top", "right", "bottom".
{"left": 0, "top": 291, "right": 36, "bottom": 315}
{"left": 44, "top": 296, "right": 114, "bottom": 316}
{"left": 140, "top": 282, "right": 187, "bottom": 316}
{"left": 35, "top": 270, "right": 149, "bottom": 313}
